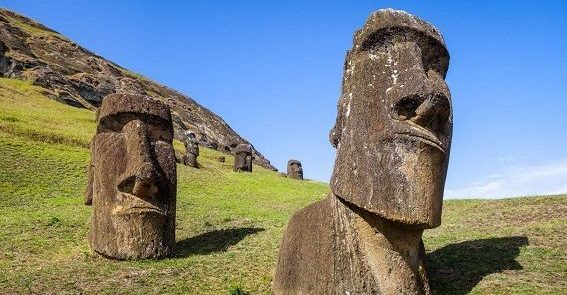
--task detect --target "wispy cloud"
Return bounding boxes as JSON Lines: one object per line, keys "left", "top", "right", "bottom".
{"left": 445, "top": 158, "right": 567, "bottom": 199}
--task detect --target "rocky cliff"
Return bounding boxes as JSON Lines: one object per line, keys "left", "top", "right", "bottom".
{"left": 0, "top": 8, "right": 275, "bottom": 170}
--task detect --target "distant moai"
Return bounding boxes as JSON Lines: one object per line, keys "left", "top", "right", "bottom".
{"left": 181, "top": 131, "right": 199, "bottom": 168}
{"left": 286, "top": 160, "right": 303, "bottom": 180}
{"left": 274, "top": 9, "right": 452, "bottom": 294}
{"left": 217, "top": 156, "right": 225, "bottom": 163}
{"left": 233, "top": 143, "right": 253, "bottom": 172}
{"left": 85, "top": 93, "right": 177, "bottom": 260}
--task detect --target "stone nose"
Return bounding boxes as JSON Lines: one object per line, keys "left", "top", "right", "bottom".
{"left": 392, "top": 93, "right": 451, "bottom": 138}
{"left": 117, "top": 119, "right": 160, "bottom": 201}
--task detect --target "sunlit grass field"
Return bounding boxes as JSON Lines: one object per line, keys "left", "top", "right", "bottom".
{"left": 0, "top": 77, "right": 565, "bottom": 294}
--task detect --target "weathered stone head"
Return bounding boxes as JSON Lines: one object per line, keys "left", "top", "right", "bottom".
{"left": 286, "top": 160, "right": 303, "bottom": 180}
{"left": 181, "top": 131, "right": 199, "bottom": 168}
{"left": 329, "top": 9, "right": 452, "bottom": 228}
{"left": 233, "top": 143, "right": 253, "bottom": 172}
{"left": 85, "top": 93, "right": 176, "bottom": 260}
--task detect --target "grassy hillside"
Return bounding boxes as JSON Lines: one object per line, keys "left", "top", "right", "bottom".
{"left": 0, "top": 77, "right": 566, "bottom": 294}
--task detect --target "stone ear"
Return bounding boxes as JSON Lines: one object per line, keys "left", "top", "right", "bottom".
{"left": 329, "top": 125, "right": 341, "bottom": 148}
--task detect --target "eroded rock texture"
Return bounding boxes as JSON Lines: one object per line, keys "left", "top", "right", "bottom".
{"left": 233, "top": 143, "right": 253, "bottom": 172}
{"left": 85, "top": 93, "right": 177, "bottom": 260}
{"left": 286, "top": 160, "right": 303, "bottom": 180}
{"left": 0, "top": 8, "right": 275, "bottom": 170}
{"left": 181, "top": 132, "right": 199, "bottom": 168}
{"left": 274, "top": 9, "right": 452, "bottom": 294}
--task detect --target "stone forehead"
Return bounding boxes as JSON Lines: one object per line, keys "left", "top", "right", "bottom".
{"left": 353, "top": 9, "right": 446, "bottom": 51}
{"left": 288, "top": 160, "right": 301, "bottom": 166}
{"left": 234, "top": 143, "right": 252, "bottom": 154}
{"left": 96, "top": 93, "right": 172, "bottom": 124}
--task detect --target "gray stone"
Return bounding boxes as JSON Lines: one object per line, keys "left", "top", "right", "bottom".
{"left": 274, "top": 9, "right": 452, "bottom": 294}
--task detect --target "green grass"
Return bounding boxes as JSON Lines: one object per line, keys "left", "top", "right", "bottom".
{"left": 0, "top": 77, "right": 566, "bottom": 294}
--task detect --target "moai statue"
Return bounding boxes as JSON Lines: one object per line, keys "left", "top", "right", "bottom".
{"left": 84, "top": 93, "right": 177, "bottom": 260}
{"left": 286, "top": 160, "right": 303, "bottom": 180}
{"left": 274, "top": 9, "right": 452, "bottom": 294}
{"left": 233, "top": 143, "right": 253, "bottom": 172}
{"left": 181, "top": 131, "right": 199, "bottom": 168}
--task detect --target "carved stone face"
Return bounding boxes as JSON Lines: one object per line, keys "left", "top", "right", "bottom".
{"left": 330, "top": 10, "right": 452, "bottom": 228}
{"left": 86, "top": 93, "right": 176, "bottom": 259}
{"left": 233, "top": 143, "right": 253, "bottom": 172}
{"left": 287, "top": 160, "right": 304, "bottom": 180}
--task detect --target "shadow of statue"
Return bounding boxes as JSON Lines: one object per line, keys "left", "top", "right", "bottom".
{"left": 427, "top": 236, "right": 529, "bottom": 295}
{"left": 174, "top": 227, "right": 265, "bottom": 258}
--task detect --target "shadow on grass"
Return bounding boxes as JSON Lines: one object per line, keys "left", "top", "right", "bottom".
{"left": 427, "top": 236, "right": 528, "bottom": 295}
{"left": 174, "top": 227, "right": 265, "bottom": 257}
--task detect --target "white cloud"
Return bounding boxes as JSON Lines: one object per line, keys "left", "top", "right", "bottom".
{"left": 445, "top": 158, "right": 567, "bottom": 199}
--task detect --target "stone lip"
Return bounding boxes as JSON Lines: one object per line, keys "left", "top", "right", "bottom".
{"left": 0, "top": 8, "right": 276, "bottom": 170}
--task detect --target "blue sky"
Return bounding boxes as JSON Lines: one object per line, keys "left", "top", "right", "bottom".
{"left": 2, "top": 1, "right": 566, "bottom": 198}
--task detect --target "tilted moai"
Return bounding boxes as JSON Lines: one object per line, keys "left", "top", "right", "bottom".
{"left": 233, "top": 143, "right": 253, "bottom": 172}
{"left": 85, "top": 93, "right": 177, "bottom": 260}
{"left": 181, "top": 132, "right": 199, "bottom": 168}
{"left": 274, "top": 9, "right": 452, "bottom": 294}
{"left": 286, "top": 160, "right": 303, "bottom": 180}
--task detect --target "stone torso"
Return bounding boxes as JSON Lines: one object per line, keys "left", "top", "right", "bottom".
{"left": 274, "top": 194, "right": 429, "bottom": 295}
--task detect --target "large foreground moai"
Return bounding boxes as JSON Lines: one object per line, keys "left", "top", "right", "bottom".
{"left": 274, "top": 9, "right": 452, "bottom": 294}
{"left": 233, "top": 143, "right": 253, "bottom": 172}
{"left": 286, "top": 160, "right": 303, "bottom": 180}
{"left": 85, "top": 93, "right": 177, "bottom": 260}
{"left": 181, "top": 132, "right": 199, "bottom": 168}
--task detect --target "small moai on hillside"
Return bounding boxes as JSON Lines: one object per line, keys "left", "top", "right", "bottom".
{"left": 217, "top": 156, "right": 225, "bottom": 163}
{"left": 233, "top": 143, "right": 253, "bottom": 172}
{"left": 181, "top": 131, "right": 199, "bottom": 168}
{"left": 286, "top": 160, "right": 303, "bottom": 180}
{"left": 274, "top": 9, "right": 453, "bottom": 294}
{"left": 84, "top": 92, "right": 177, "bottom": 260}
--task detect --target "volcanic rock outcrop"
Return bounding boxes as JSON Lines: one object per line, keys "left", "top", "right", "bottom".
{"left": 0, "top": 8, "right": 274, "bottom": 170}
{"left": 274, "top": 9, "right": 452, "bottom": 294}
{"left": 85, "top": 93, "right": 177, "bottom": 260}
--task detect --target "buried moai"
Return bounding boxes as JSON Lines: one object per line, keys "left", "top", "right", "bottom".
{"left": 286, "top": 160, "right": 303, "bottom": 180}
{"left": 233, "top": 143, "right": 253, "bottom": 172}
{"left": 181, "top": 132, "right": 199, "bottom": 168}
{"left": 85, "top": 93, "right": 177, "bottom": 260}
{"left": 273, "top": 9, "right": 452, "bottom": 294}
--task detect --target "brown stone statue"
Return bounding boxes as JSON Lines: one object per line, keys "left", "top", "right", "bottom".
{"left": 85, "top": 93, "right": 177, "bottom": 260}
{"left": 286, "top": 160, "right": 303, "bottom": 180}
{"left": 233, "top": 143, "right": 253, "bottom": 172}
{"left": 181, "top": 131, "right": 199, "bottom": 168}
{"left": 273, "top": 9, "right": 452, "bottom": 294}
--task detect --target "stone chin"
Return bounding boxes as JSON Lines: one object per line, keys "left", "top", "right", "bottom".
{"left": 331, "top": 135, "right": 448, "bottom": 229}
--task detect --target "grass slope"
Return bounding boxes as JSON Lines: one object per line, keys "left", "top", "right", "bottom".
{"left": 0, "top": 77, "right": 566, "bottom": 294}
